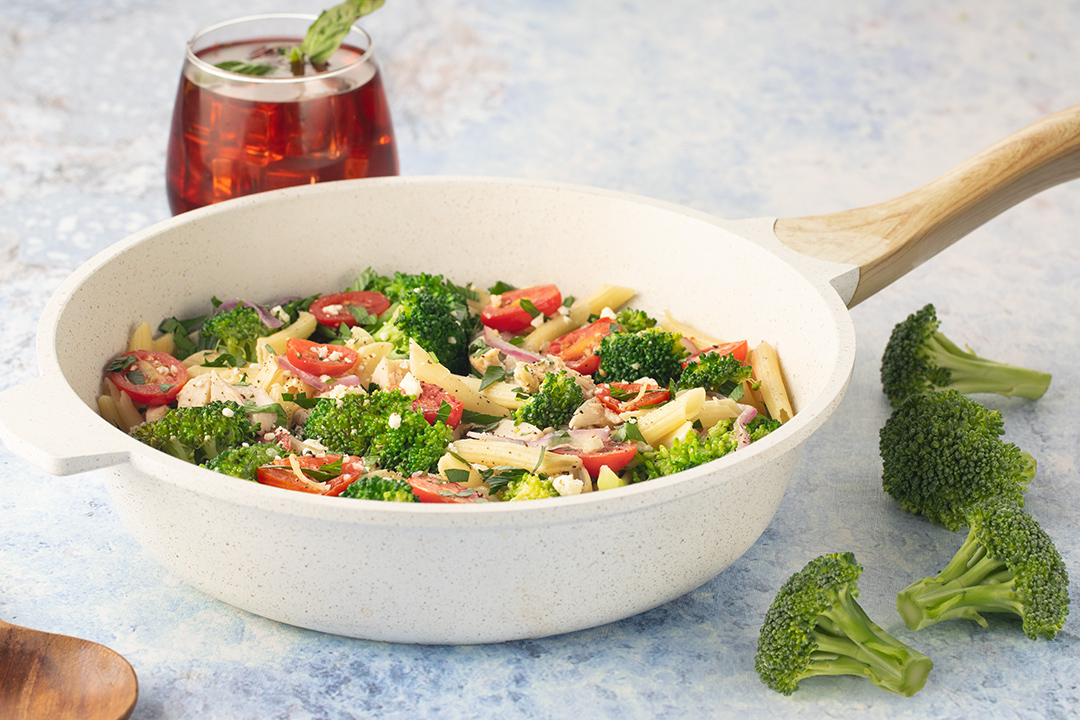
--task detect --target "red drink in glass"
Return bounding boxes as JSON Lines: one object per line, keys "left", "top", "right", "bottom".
{"left": 165, "top": 14, "right": 398, "bottom": 215}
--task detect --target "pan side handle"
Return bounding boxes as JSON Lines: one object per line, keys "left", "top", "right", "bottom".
{"left": 774, "top": 104, "right": 1080, "bottom": 307}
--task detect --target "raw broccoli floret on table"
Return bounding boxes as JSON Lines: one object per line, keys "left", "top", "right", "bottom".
{"left": 596, "top": 327, "right": 687, "bottom": 385}
{"left": 204, "top": 442, "right": 285, "bottom": 482}
{"left": 897, "top": 498, "right": 1069, "bottom": 640}
{"left": 755, "top": 552, "right": 933, "bottom": 697}
{"left": 302, "top": 390, "right": 452, "bottom": 476}
{"left": 879, "top": 390, "right": 1035, "bottom": 530}
{"left": 880, "top": 303, "right": 1051, "bottom": 407}
{"left": 513, "top": 370, "right": 585, "bottom": 430}
{"left": 130, "top": 400, "right": 258, "bottom": 465}
{"left": 341, "top": 474, "right": 420, "bottom": 503}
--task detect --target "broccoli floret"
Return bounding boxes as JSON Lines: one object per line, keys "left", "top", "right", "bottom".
{"left": 303, "top": 391, "right": 452, "bottom": 476}
{"left": 880, "top": 303, "right": 1051, "bottom": 407}
{"left": 755, "top": 552, "right": 933, "bottom": 697}
{"left": 879, "top": 390, "right": 1035, "bottom": 530}
{"left": 679, "top": 350, "right": 753, "bottom": 397}
{"left": 597, "top": 327, "right": 687, "bottom": 385}
{"left": 897, "top": 498, "right": 1069, "bottom": 640}
{"left": 747, "top": 416, "right": 782, "bottom": 442}
{"left": 130, "top": 400, "right": 258, "bottom": 465}
{"left": 200, "top": 304, "right": 274, "bottom": 362}
{"left": 497, "top": 473, "right": 560, "bottom": 501}
{"left": 637, "top": 420, "right": 738, "bottom": 480}
{"left": 341, "top": 474, "right": 420, "bottom": 503}
{"left": 203, "top": 442, "right": 284, "bottom": 481}
{"left": 513, "top": 371, "right": 585, "bottom": 430}
{"left": 613, "top": 307, "right": 657, "bottom": 334}
{"left": 380, "top": 287, "right": 471, "bottom": 374}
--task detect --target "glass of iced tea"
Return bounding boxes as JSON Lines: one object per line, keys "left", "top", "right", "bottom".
{"left": 165, "top": 13, "right": 398, "bottom": 215}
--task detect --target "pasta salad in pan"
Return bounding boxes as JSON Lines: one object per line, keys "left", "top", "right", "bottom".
{"left": 99, "top": 269, "right": 792, "bottom": 503}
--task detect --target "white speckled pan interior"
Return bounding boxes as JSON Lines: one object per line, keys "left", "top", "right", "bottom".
{"left": 9, "top": 177, "right": 856, "bottom": 643}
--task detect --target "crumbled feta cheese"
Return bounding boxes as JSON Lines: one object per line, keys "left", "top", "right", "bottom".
{"left": 221, "top": 407, "right": 235, "bottom": 418}
{"left": 448, "top": 336, "right": 457, "bottom": 344}
{"left": 552, "top": 473, "right": 584, "bottom": 496}
{"left": 399, "top": 371, "right": 422, "bottom": 397}
{"left": 388, "top": 412, "right": 402, "bottom": 429}
{"left": 322, "top": 303, "right": 345, "bottom": 315}
{"left": 530, "top": 313, "right": 546, "bottom": 328}
{"left": 599, "top": 306, "right": 617, "bottom": 320}
{"left": 558, "top": 305, "right": 571, "bottom": 317}
{"left": 271, "top": 305, "right": 289, "bottom": 323}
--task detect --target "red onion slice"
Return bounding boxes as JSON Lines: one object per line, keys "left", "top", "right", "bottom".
{"left": 483, "top": 326, "right": 544, "bottom": 363}
{"left": 277, "top": 355, "right": 363, "bottom": 392}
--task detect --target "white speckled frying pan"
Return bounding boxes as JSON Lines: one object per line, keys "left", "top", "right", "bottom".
{"left": 1, "top": 107, "right": 1078, "bottom": 643}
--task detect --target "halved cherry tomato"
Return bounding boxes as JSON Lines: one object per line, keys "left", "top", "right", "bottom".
{"left": 106, "top": 350, "right": 188, "bottom": 406}
{"left": 553, "top": 441, "right": 639, "bottom": 477}
{"left": 310, "top": 291, "right": 391, "bottom": 328}
{"left": 685, "top": 340, "right": 749, "bottom": 365}
{"left": 256, "top": 454, "right": 364, "bottom": 496}
{"left": 480, "top": 284, "right": 562, "bottom": 332}
{"left": 547, "top": 317, "right": 614, "bottom": 374}
{"left": 285, "top": 338, "right": 360, "bottom": 377}
{"left": 595, "top": 381, "right": 671, "bottom": 414}
{"left": 412, "top": 382, "right": 464, "bottom": 428}
{"left": 407, "top": 475, "right": 488, "bottom": 503}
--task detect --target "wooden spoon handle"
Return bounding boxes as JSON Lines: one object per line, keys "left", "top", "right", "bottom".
{"left": 774, "top": 105, "right": 1080, "bottom": 307}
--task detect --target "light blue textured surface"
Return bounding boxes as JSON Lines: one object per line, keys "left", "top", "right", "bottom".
{"left": 1, "top": 1, "right": 1077, "bottom": 718}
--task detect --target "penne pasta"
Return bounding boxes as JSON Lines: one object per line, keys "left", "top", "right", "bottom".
{"left": 659, "top": 309, "right": 722, "bottom": 348}
{"left": 127, "top": 322, "right": 154, "bottom": 352}
{"left": 450, "top": 438, "right": 584, "bottom": 477}
{"left": 456, "top": 376, "right": 525, "bottom": 410}
{"left": 696, "top": 396, "right": 742, "bottom": 429}
{"left": 437, "top": 452, "right": 484, "bottom": 488}
{"left": 750, "top": 341, "right": 793, "bottom": 423}
{"left": 409, "top": 341, "right": 511, "bottom": 417}
{"left": 257, "top": 311, "right": 318, "bottom": 364}
{"left": 636, "top": 387, "right": 706, "bottom": 447}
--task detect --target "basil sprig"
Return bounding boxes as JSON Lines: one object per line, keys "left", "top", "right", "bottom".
{"left": 214, "top": 0, "right": 385, "bottom": 76}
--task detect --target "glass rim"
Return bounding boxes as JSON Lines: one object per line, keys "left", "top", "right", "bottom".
{"left": 185, "top": 12, "right": 375, "bottom": 84}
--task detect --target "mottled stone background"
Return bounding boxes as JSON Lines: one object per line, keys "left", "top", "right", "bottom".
{"left": 1, "top": 1, "right": 1077, "bottom": 718}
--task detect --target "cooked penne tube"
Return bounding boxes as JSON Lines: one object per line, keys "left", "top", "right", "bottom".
{"left": 522, "top": 313, "right": 578, "bottom": 351}
{"left": 659, "top": 309, "right": 722, "bottom": 347}
{"left": 257, "top": 311, "right": 317, "bottom": 363}
{"left": 656, "top": 420, "right": 696, "bottom": 449}
{"left": 582, "top": 284, "right": 635, "bottom": 316}
{"left": 127, "top": 322, "right": 154, "bottom": 352}
{"left": 450, "top": 438, "right": 584, "bottom": 476}
{"left": 456, "top": 376, "right": 525, "bottom": 410}
{"left": 409, "top": 341, "right": 510, "bottom": 417}
{"left": 696, "top": 396, "right": 742, "bottom": 429}
{"left": 151, "top": 332, "right": 176, "bottom": 356}
{"left": 437, "top": 452, "right": 484, "bottom": 487}
{"left": 636, "top": 387, "right": 705, "bottom": 446}
{"left": 751, "top": 340, "right": 793, "bottom": 423}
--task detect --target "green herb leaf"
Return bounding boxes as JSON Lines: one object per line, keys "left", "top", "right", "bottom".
{"left": 214, "top": 60, "right": 276, "bottom": 76}
{"left": 435, "top": 400, "right": 453, "bottom": 425}
{"left": 459, "top": 409, "right": 505, "bottom": 426}
{"left": 612, "top": 419, "right": 647, "bottom": 444}
{"left": 124, "top": 370, "right": 146, "bottom": 386}
{"left": 347, "top": 304, "right": 377, "bottom": 326}
{"left": 200, "top": 353, "right": 246, "bottom": 368}
{"left": 487, "top": 281, "right": 517, "bottom": 295}
{"left": 444, "top": 468, "right": 472, "bottom": 485}
{"left": 282, "top": 392, "right": 322, "bottom": 409}
{"left": 300, "top": 0, "right": 386, "bottom": 65}
{"left": 519, "top": 298, "right": 541, "bottom": 319}
{"left": 106, "top": 355, "right": 138, "bottom": 373}
{"left": 478, "top": 365, "right": 505, "bottom": 392}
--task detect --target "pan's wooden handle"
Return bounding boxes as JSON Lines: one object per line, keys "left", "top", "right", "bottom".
{"left": 774, "top": 105, "right": 1080, "bottom": 307}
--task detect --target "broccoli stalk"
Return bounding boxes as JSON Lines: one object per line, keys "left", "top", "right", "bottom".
{"left": 755, "top": 552, "right": 933, "bottom": 697}
{"left": 497, "top": 473, "right": 559, "bottom": 501}
{"left": 897, "top": 499, "right": 1069, "bottom": 640}
{"left": 880, "top": 304, "right": 1051, "bottom": 407}
{"left": 879, "top": 389, "right": 1035, "bottom": 530}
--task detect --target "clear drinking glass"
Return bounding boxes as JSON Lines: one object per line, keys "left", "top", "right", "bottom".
{"left": 165, "top": 13, "right": 399, "bottom": 215}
